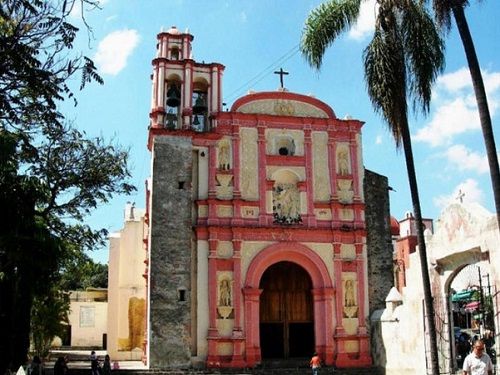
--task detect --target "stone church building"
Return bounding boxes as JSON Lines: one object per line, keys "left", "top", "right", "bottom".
{"left": 143, "top": 26, "right": 393, "bottom": 370}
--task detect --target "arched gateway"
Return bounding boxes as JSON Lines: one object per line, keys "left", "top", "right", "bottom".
{"left": 243, "top": 243, "right": 334, "bottom": 366}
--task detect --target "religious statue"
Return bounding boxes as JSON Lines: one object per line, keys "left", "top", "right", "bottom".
{"left": 344, "top": 279, "right": 356, "bottom": 307}
{"left": 337, "top": 148, "right": 350, "bottom": 175}
{"left": 219, "top": 279, "right": 232, "bottom": 307}
{"left": 218, "top": 139, "right": 231, "bottom": 170}
{"left": 273, "top": 183, "right": 302, "bottom": 224}
{"left": 343, "top": 279, "right": 358, "bottom": 318}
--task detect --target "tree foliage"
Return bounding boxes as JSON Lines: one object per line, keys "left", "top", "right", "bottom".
{"left": 0, "top": 1, "right": 135, "bottom": 373}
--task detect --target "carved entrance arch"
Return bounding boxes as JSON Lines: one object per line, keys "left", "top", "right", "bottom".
{"left": 243, "top": 243, "right": 334, "bottom": 366}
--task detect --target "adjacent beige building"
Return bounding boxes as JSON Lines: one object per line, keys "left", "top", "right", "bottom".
{"left": 107, "top": 203, "right": 147, "bottom": 360}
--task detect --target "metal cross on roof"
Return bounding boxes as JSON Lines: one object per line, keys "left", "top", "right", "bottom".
{"left": 274, "top": 68, "right": 289, "bottom": 89}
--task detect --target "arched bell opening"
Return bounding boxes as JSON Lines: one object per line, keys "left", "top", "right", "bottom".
{"left": 192, "top": 79, "right": 209, "bottom": 132}
{"left": 170, "top": 46, "right": 180, "bottom": 60}
{"left": 165, "top": 74, "right": 182, "bottom": 129}
{"left": 259, "top": 261, "right": 315, "bottom": 360}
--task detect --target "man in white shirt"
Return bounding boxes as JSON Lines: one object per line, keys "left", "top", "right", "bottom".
{"left": 463, "top": 339, "right": 493, "bottom": 375}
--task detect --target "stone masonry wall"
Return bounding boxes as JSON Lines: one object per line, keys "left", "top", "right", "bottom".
{"left": 364, "top": 169, "right": 394, "bottom": 315}
{"left": 149, "top": 136, "right": 193, "bottom": 368}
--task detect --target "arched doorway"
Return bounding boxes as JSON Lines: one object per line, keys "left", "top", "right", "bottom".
{"left": 243, "top": 243, "right": 334, "bottom": 367}
{"left": 259, "top": 261, "right": 314, "bottom": 359}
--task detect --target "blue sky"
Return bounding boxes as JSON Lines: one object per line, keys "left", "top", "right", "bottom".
{"left": 63, "top": 1, "right": 500, "bottom": 263}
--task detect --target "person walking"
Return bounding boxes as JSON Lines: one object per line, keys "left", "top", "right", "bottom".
{"left": 53, "top": 357, "right": 67, "bottom": 375}
{"left": 310, "top": 352, "right": 321, "bottom": 375}
{"left": 101, "top": 355, "right": 111, "bottom": 375}
{"left": 90, "top": 351, "right": 100, "bottom": 375}
{"left": 463, "top": 339, "right": 493, "bottom": 375}
{"left": 28, "top": 356, "right": 44, "bottom": 375}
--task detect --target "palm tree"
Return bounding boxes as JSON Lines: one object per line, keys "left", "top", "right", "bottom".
{"left": 301, "top": 1, "right": 444, "bottom": 374}
{"left": 432, "top": 0, "right": 500, "bottom": 228}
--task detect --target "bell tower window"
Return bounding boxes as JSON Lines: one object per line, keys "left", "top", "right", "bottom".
{"left": 170, "top": 47, "right": 180, "bottom": 60}
{"left": 192, "top": 79, "right": 209, "bottom": 132}
{"left": 165, "top": 75, "right": 182, "bottom": 129}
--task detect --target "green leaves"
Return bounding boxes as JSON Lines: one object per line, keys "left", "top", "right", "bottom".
{"left": 301, "top": 0, "right": 362, "bottom": 69}
{"left": 301, "top": 0, "right": 444, "bottom": 147}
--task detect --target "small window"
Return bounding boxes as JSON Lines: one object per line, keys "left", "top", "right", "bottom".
{"left": 275, "top": 137, "right": 295, "bottom": 156}
{"left": 178, "top": 289, "right": 186, "bottom": 302}
{"left": 178, "top": 181, "right": 185, "bottom": 189}
{"left": 278, "top": 147, "right": 289, "bottom": 156}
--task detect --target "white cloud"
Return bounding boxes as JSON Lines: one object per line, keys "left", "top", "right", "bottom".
{"left": 444, "top": 144, "right": 489, "bottom": 174}
{"left": 414, "top": 97, "right": 479, "bottom": 146}
{"left": 94, "top": 29, "right": 140, "bottom": 76}
{"left": 375, "top": 135, "right": 382, "bottom": 144}
{"left": 433, "top": 178, "right": 484, "bottom": 209}
{"left": 436, "top": 67, "right": 471, "bottom": 93}
{"left": 348, "top": 0, "right": 378, "bottom": 41}
{"left": 415, "top": 68, "right": 500, "bottom": 147}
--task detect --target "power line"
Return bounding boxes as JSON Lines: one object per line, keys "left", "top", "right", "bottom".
{"left": 224, "top": 44, "right": 301, "bottom": 104}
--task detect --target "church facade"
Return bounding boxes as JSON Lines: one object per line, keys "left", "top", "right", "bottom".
{"left": 144, "top": 26, "right": 393, "bottom": 369}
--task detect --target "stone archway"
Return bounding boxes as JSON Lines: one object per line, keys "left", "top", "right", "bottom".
{"left": 242, "top": 243, "right": 334, "bottom": 367}
{"left": 432, "top": 247, "right": 496, "bottom": 373}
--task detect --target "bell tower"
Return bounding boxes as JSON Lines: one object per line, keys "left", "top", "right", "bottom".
{"left": 149, "top": 26, "right": 225, "bottom": 132}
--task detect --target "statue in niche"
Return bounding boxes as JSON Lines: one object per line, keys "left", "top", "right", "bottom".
{"left": 273, "top": 183, "right": 302, "bottom": 224}
{"left": 337, "top": 148, "right": 350, "bottom": 175}
{"left": 344, "top": 279, "right": 356, "bottom": 307}
{"left": 219, "top": 279, "right": 232, "bottom": 307}
{"left": 343, "top": 279, "right": 358, "bottom": 318}
{"left": 218, "top": 140, "right": 231, "bottom": 170}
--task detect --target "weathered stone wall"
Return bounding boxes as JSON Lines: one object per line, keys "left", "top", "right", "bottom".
{"left": 149, "top": 136, "right": 193, "bottom": 368}
{"left": 364, "top": 169, "right": 394, "bottom": 315}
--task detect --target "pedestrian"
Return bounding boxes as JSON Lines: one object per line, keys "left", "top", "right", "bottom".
{"left": 90, "top": 351, "right": 100, "bottom": 375}
{"left": 310, "top": 352, "right": 321, "bottom": 375}
{"left": 28, "top": 356, "right": 44, "bottom": 375}
{"left": 463, "top": 339, "right": 493, "bottom": 375}
{"left": 53, "top": 357, "right": 67, "bottom": 375}
{"left": 101, "top": 355, "right": 111, "bottom": 375}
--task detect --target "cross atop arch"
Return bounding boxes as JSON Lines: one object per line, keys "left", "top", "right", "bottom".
{"left": 274, "top": 68, "right": 289, "bottom": 89}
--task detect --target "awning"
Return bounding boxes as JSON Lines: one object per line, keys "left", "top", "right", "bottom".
{"left": 452, "top": 290, "right": 473, "bottom": 302}
{"left": 465, "top": 301, "right": 480, "bottom": 311}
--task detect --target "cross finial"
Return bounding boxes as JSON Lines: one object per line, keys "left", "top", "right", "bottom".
{"left": 456, "top": 189, "right": 465, "bottom": 203}
{"left": 274, "top": 68, "right": 289, "bottom": 89}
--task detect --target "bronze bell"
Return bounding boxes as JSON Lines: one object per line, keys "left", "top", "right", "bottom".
{"left": 192, "top": 92, "right": 207, "bottom": 114}
{"left": 166, "top": 85, "right": 180, "bottom": 107}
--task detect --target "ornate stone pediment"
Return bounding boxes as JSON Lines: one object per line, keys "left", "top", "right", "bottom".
{"left": 237, "top": 99, "right": 329, "bottom": 118}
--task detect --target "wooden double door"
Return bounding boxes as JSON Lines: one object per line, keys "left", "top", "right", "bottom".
{"left": 259, "top": 261, "right": 314, "bottom": 359}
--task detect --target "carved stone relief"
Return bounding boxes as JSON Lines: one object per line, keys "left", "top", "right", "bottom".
{"left": 216, "top": 174, "right": 233, "bottom": 200}
{"left": 273, "top": 183, "right": 302, "bottom": 224}
{"left": 217, "top": 241, "right": 233, "bottom": 258}
{"left": 340, "top": 244, "right": 356, "bottom": 260}
{"left": 312, "top": 132, "right": 330, "bottom": 201}
{"left": 217, "top": 205, "right": 233, "bottom": 218}
{"left": 238, "top": 99, "right": 329, "bottom": 118}
{"left": 337, "top": 145, "right": 351, "bottom": 175}
{"left": 240, "top": 128, "right": 259, "bottom": 200}
{"left": 337, "top": 179, "right": 354, "bottom": 204}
